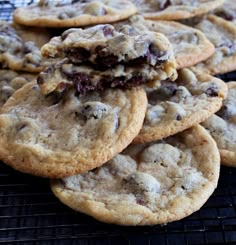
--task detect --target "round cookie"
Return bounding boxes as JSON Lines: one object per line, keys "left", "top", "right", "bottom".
{"left": 133, "top": 68, "right": 228, "bottom": 144}
{"left": 13, "top": 0, "right": 137, "bottom": 28}
{"left": 192, "top": 15, "right": 236, "bottom": 75}
{"left": 0, "top": 82, "right": 147, "bottom": 178}
{"left": 143, "top": 19, "right": 215, "bottom": 69}
{"left": 201, "top": 82, "right": 236, "bottom": 167}
{"left": 0, "top": 21, "right": 44, "bottom": 73}
{"left": 0, "top": 69, "right": 36, "bottom": 107}
{"left": 213, "top": 0, "right": 236, "bottom": 25}
{"left": 130, "top": 0, "right": 225, "bottom": 21}
{"left": 51, "top": 125, "right": 220, "bottom": 226}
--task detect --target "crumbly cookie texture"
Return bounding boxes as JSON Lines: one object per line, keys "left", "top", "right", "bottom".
{"left": 130, "top": 0, "right": 225, "bottom": 20}
{"left": 0, "top": 21, "right": 45, "bottom": 73}
{"left": 51, "top": 125, "right": 220, "bottom": 226}
{"left": 192, "top": 15, "right": 236, "bottom": 75}
{"left": 0, "top": 82, "right": 147, "bottom": 178}
{"left": 13, "top": 0, "right": 137, "bottom": 28}
{"left": 133, "top": 68, "right": 228, "bottom": 144}
{"left": 0, "top": 69, "right": 36, "bottom": 107}
{"left": 38, "top": 24, "right": 177, "bottom": 95}
{"left": 202, "top": 82, "right": 236, "bottom": 167}
{"left": 213, "top": 0, "right": 236, "bottom": 24}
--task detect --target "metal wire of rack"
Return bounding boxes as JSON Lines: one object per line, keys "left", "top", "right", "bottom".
{"left": 1, "top": 1, "right": 236, "bottom": 244}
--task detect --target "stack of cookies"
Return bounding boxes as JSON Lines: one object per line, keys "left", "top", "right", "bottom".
{"left": 0, "top": 0, "right": 235, "bottom": 226}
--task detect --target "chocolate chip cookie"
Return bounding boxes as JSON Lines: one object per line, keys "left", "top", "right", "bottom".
{"left": 0, "top": 21, "right": 44, "bottom": 73}
{"left": 38, "top": 24, "right": 177, "bottom": 95}
{"left": 0, "top": 82, "right": 147, "bottom": 178}
{"left": 213, "top": 0, "right": 236, "bottom": 25}
{"left": 51, "top": 125, "right": 220, "bottom": 225}
{"left": 192, "top": 15, "right": 236, "bottom": 75}
{"left": 143, "top": 19, "right": 215, "bottom": 69}
{"left": 134, "top": 68, "right": 228, "bottom": 144}
{"left": 13, "top": 0, "right": 137, "bottom": 28}
{"left": 202, "top": 82, "right": 236, "bottom": 167}
{"left": 130, "top": 0, "right": 225, "bottom": 20}
{"left": 0, "top": 69, "right": 36, "bottom": 106}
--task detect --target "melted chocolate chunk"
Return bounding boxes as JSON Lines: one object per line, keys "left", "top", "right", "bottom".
{"left": 66, "top": 47, "right": 90, "bottom": 64}
{"left": 205, "top": 87, "right": 219, "bottom": 97}
{"left": 160, "top": 0, "right": 171, "bottom": 10}
{"left": 95, "top": 45, "right": 118, "bottom": 67}
{"left": 216, "top": 11, "right": 234, "bottom": 21}
{"left": 176, "top": 114, "right": 182, "bottom": 121}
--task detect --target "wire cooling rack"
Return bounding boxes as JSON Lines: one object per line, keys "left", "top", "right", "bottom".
{"left": 1, "top": 1, "right": 236, "bottom": 244}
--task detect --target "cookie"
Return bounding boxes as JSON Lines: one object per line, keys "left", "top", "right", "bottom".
{"left": 130, "top": 0, "right": 225, "bottom": 20}
{"left": 13, "top": 0, "right": 137, "bottom": 28}
{"left": 113, "top": 15, "right": 215, "bottom": 69}
{"left": 0, "top": 69, "right": 36, "bottom": 106}
{"left": 201, "top": 82, "right": 236, "bottom": 167}
{"left": 213, "top": 0, "right": 236, "bottom": 24}
{"left": 12, "top": 23, "right": 53, "bottom": 48}
{"left": 0, "top": 21, "right": 44, "bottom": 73}
{"left": 133, "top": 68, "right": 228, "bottom": 144}
{"left": 0, "top": 82, "right": 147, "bottom": 178}
{"left": 38, "top": 24, "right": 177, "bottom": 95}
{"left": 192, "top": 15, "right": 236, "bottom": 75}
{"left": 143, "top": 19, "right": 215, "bottom": 69}
{"left": 51, "top": 125, "right": 220, "bottom": 226}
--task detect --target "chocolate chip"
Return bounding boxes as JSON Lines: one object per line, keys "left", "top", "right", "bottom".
{"left": 216, "top": 105, "right": 228, "bottom": 119}
{"left": 176, "top": 115, "right": 182, "bottom": 121}
{"left": 216, "top": 10, "right": 234, "bottom": 21}
{"left": 160, "top": 0, "right": 171, "bottom": 10}
{"left": 94, "top": 45, "right": 118, "bottom": 68}
{"left": 102, "top": 25, "right": 114, "bottom": 37}
{"left": 66, "top": 47, "right": 90, "bottom": 64}
{"left": 149, "top": 44, "right": 168, "bottom": 65}
{"left": 17, "top": 123, "right": 27, "bottom": 132}
{"left": 205, "top": 87, "right": 219, "bottom": 97}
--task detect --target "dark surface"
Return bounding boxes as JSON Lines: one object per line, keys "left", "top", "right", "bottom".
{"left": 0, "top": 163, "right": 236, "bottom": 245}
{"left": 1, "top": 0, "right": 236, "bottom": 244}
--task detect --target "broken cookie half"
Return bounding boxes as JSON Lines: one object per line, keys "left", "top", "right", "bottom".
{"left": 38, "top": 24, "right": 177, "bottom": 95}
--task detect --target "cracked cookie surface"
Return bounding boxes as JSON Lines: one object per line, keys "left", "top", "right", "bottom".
{"left": 0, "top": 82, "right": 147, "bottom": 178}
{"left": 51, "top": 125, "right": 220, "bottom": 225}
{"left": 134, "top": 68, "right": 227, "bottom": 144}
{"left": 13, "top": 0, "right": 137, "bottom": 28}
{"left": 202, "top": 82, "right": 236, "bottom": 166}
